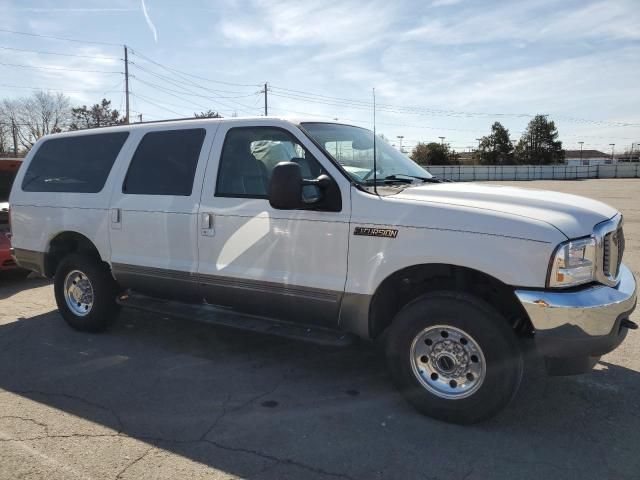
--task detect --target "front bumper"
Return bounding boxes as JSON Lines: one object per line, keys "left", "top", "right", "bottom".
{"left": 515, "top": 264, "right": 637, "bottom": 374}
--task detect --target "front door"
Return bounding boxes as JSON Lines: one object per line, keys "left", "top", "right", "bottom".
{"left": 197, "top": 121, "right": 351, "bottom": 327}
{"left": 109, "top": 125, "right": 216, "bottom": 299}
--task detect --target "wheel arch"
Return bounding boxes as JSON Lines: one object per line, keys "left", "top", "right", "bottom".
{"left": 368, "top": 263, "right": 533, "bottom": 339}
{"left": 44, "top": 231, "right": 105, "bottom": 278}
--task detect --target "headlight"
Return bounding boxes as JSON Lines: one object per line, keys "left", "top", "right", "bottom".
{"left": 548, "top": 237, "right": 596, "bottom": 288}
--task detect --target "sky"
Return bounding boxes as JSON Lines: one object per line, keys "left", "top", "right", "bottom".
{"left": 1, "top": 0, "right": 639, "bottom": 153}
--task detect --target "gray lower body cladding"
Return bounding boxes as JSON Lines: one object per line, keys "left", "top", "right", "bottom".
{"left": 111, "top": 263, "right": 365, "bottom": 331}
{"left": 12, "top": 248, "right": 46, "bottom": 276}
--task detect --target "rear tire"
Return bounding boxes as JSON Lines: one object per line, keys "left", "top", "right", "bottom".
{"left": 54, "top": 253, "right": 120, "bottom": 332}
{"left": 386, "top": 291, "right": 523, "bottom": 424}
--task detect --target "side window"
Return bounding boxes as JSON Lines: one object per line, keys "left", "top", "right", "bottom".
{"left": 216, "top": 127, "right": 324, "bottom": 198}
{"left": 123, "top": 128, "right": 206, "bottom": 196}
{"left": 22, "top": 132, "right": 129, "bottom": 193}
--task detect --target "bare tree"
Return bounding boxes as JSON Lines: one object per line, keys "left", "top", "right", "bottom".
{"left": 0, "top": 122, "right": 11, "bottom": 156}
{"left": 2, "top": 91, "right": 71, "bottom": 151}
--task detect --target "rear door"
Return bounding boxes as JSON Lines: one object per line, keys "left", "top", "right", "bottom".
{"left": 196, "top": 120, "right": 351, "bottom": 328}
{"left": 108, "top": 124, "right": 217, "bottom": 299}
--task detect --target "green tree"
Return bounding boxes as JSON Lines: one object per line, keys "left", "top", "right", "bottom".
{"left": 411, "top": 142, "right": 457, "bottom": 165}
{"left": 477, "top": 122, "right": 514, "bottom": 165}
{"left": 515, "top": 115, "right": 564, "bottom": 164}
{"left": 69, "top": 99, "right": 124, "bottom": 130}
{"left": 194, "top": 110, "right": 222, "bottom": 118}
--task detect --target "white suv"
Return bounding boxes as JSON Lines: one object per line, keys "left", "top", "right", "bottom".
{"left": 9, "top": 117, "right": 637, "bottom": 423}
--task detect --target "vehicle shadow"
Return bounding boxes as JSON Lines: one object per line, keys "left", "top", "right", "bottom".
{"left": 1, "top": 308, "right": 639, "bottom": 479}
{"left": 0, "top": 273, "right": 50, "bottom": 300}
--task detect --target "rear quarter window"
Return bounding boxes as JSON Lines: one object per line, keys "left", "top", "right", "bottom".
{"left": 22, "top": 132, "right": 129, "bottom": 193}
{"left": 122, "top": 128, "right": 206, "bottom": 196}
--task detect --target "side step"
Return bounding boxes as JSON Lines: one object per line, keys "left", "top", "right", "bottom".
{"left": 116, "top": 292, "right": 357, "bottom": 347}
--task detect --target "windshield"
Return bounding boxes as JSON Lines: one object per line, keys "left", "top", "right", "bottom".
{"left": 301, "top": 122, "right": 432, "bottom": 183}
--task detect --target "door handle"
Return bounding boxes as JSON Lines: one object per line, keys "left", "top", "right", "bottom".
{"left": 111, "top": 208, "right": 122, "bottom": 230}
{"left": 201, "top": 212, "right": 215, "bottom": 236}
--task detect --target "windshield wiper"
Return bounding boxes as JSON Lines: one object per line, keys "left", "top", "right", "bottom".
{"left": 385, "top": 174, "right": 442, "bottom": 183}
{"left": 364, "top": 176, "right": 413, "bottom": 185}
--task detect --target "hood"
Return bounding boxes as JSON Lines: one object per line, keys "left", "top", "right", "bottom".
{"left": 393, "top": 182, "right": 617, "bottom": 239}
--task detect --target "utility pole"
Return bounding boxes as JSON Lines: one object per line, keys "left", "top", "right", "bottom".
{"left": 578, "top": 141, "right": 584, "bottom": 164}
{"left": 124, "top": 45, "right": 130, "bottom": 124}
{"left": 439, "top": 136, "right": 445, "bottom": 145}
{"left": 263, "top": 82, "right": 268, "bottom": 116}
{"left": 396, "top": 135, "right": 404, "bottom": 153}
{"left": 11, "top": 120, "right": 18, "bottom": 158}
{"left": 609, "top": 143, "right": 615, "bottom": 162}
{"left": 11, "top": 120, "right": 18, "bottom": 157}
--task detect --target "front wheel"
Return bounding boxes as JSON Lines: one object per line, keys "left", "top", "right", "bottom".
{"left": 386, "top": 291, "right": 523, "bottom": 424}
{"left": 54, "top": 253, "right": 120, "bottom": 332}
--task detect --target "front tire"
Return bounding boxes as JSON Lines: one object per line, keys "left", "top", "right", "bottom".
{"left": 54, "top": 253, "right": 120, "bottom": 332}
{"left": 386, "top": 291, "right": 523, "bottom": 424}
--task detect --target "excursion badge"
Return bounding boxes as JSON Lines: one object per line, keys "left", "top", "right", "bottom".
{"left": 354, "top": 226, "right": 398, "bottom": 238}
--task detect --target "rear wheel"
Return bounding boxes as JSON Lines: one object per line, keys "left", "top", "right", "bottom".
{"left": 54, "top": 253, "right": 120, "bottom": 332}
{"left": 386, "top": 291, "right": 523, "bottom": 424}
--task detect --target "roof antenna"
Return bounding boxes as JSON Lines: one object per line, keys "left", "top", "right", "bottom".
{"left": 372, "top": 87, "right": 379, "bottom": 196}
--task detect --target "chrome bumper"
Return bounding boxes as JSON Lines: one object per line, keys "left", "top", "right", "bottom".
{"left": 515, "top": 264, "right": 637, "bottom": 338}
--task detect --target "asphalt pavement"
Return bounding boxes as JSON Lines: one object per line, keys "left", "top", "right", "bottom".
{"left": 1, "top": 179, "right": 638, "bottom": 479}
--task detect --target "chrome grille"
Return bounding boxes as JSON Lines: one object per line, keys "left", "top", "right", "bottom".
{"left": 602, "top": 226, "right": 624, "bottom": 278}
{"left": 617, "top": 226, "right": 625, "bottom": 274}
{"left": 594, "top": 214, "right": 624, "bottom": 286}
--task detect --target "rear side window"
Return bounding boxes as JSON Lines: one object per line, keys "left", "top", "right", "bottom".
{"left": 123, "top": 128, "right": 206, "bottom": 196}
{"left": 22, "top": 132, "right": 129, "bottom": 193}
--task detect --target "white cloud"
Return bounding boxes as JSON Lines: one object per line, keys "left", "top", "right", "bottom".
{"left": 404, "top": 0, "right": 640, "bottom": 45}
{"left": 219, "top": 0, "right": 396, "bottom": 46}
{"left": 430, "top": 0, "right": 463, "bottom": 7}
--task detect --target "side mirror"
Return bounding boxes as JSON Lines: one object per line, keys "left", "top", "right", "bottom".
{"left": 269, "top": 162, "right": 304, "bottom": 210}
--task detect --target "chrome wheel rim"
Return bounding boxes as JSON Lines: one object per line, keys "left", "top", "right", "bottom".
{"left": 410, "top": 325, "right": 486, "bottom": 399}
{"left": 63, "top": 270, "right": 94, "bottom": 317}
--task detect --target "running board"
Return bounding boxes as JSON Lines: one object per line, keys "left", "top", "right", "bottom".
{"left": 116, "top": 292, "right": 356, "bottom": 347}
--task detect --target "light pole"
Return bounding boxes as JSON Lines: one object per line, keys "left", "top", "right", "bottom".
{"left": 578, "top": 141, "right": 584, "bottom": 164}
{"left": 397, "top": 135, "right": 404, "bottom": 153}
{"left": 474, "top": 138, "right": 483, "bottom": 165}
{"left": 609, "top": 143, "right": 615, "bottom": 162}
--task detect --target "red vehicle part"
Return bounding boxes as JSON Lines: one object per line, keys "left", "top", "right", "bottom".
{"left": 0, "top": 231, "right": 18, "bottom": 271}
{"left": 0, "top": 158, "right": 23, "bottom": 271}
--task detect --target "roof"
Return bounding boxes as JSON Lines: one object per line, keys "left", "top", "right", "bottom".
{"left": 26, "top": 116, "right": 363, "bottom": 141}
{"left": 564, "top": 149, "right": 609, "bottom": 158}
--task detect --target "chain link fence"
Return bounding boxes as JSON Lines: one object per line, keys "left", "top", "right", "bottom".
{"left": 427, "top": 164, "right": 640, "bottom": 181}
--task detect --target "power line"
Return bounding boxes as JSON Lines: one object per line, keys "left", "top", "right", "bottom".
{"left": 0, "top": 83, "right": 120, "bottom": 94}
{"left": 133, "top": 77, "right": 257, "bottom": 117}
{"left": 270, "top": 86, "right": 534, "bottom": 118}
{"left": 129, "top": 62, "right": 258, "bottom": 115}
{"left": 128, "top": 48, "right": 262, "bottom": 88}
{"left": 0, "top": 45, "right": 119, "bottom": 60}
{"left": 133, "top": 76, "right": 259, "bottom": 100}
{"left": 128, "top": 60, "right": 261, "bottom": 113}
{"left": 130, "top": 92, "right": 189, "bottom": 117}
{"left": 0, "top": 61, "right": 122, "bottom": 74}
{"left": 269, "top": 85, "right": 640, "bottom": 128}
{"left": 0, "top": 28, "right": 121, "bottom": 47}
{"left": 131, "top": 86, "right": 214, "bottom": 115}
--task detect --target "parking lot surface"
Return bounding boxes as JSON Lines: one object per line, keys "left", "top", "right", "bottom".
{"left": 1, "top": 179, "right": 639, "bottom": 480}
